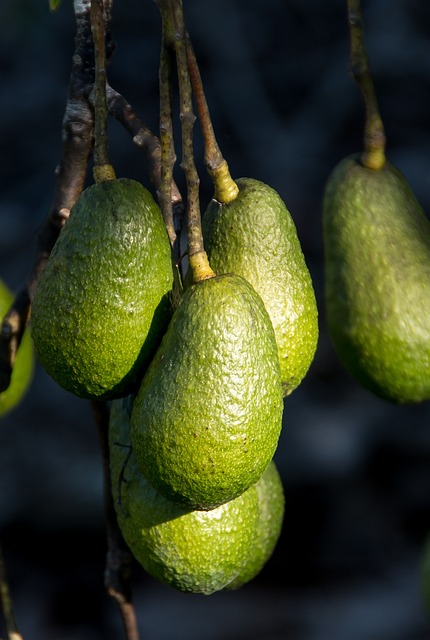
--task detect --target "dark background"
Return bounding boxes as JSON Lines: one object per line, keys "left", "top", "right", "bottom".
{"left": 2, "top": 0, "right": 430, "bottom": 638}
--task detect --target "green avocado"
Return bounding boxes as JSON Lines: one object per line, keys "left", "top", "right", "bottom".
{"left": 0, "top": 279, "right": 34, "bottom": 417}
{"left": 109, "top": 395, "right": 260, "bottom": 595}
{"left": 200, "top": 177, "right": 318, "bottom": 397}
{"left": 323, "top": 153, "right": 430, "bottom": 403}
{"left": 131, "top": 272, "right": 284, "bottom": 511}
{"left": 30, "top": 178, "right": 175, "bottom": 400}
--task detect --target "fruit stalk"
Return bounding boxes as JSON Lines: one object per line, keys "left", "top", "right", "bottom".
{"left": 169, "top": 0, "right": 215, "bottom": 281}
{"left": 0, "top": 0, "right": 95, "bottom": 393}
{"left": 155, "top": 0, "right": 181, "bottom": 253}
{"left": 347, "top": 0, "right": 386, "bottom": 170}
{"left": 90, "top": 0, "right": 116, "bottom": 182}
{"left": 186, "top": 37, "right": 239, "bottom": 204}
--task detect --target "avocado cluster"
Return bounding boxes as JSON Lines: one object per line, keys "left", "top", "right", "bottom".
{"left": 109, "top": 395, "right": 285, "bottom": 594}
{"left": 117, "top": 265, "right": 287, "bottom": 593}
{"left": 30, "top": 174, "right": 318, "bottom": 593}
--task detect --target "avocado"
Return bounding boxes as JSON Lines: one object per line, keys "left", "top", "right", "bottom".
{"left": 323, "top": 153, "right": 430, "bottom": 403}
{"left": 30, "top": 178, "right": 175, "bottom": 400}
{"left": 131, "top": 272, "right": 284, "bottom": 510}
{"left": 109, "top": 395, "right": 260, "bottom": 595}
{"left": 201, "top": 177, "right": 318, "bottom": 396}
{"left": 0, "top": 279, "right": 34, "bottom": 417}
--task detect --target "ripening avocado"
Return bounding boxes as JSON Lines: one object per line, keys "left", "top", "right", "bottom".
{"left": 131, "top": 273, "right": 284, "bottom": 511}
{"left": 30, "top": 178, "right": 175, "bottom": 400}
{"left": 200, "top": 178, "right": 318, "bottom": 397}
{"left": 323, "top": 153, "right": 430, "bottom": 404}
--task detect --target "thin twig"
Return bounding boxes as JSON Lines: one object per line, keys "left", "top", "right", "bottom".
{"left": 92, "top": 400, "right": 140, "bottom": 640}
{"left": 106, "top": 85, "right": 182, "bottom": 208}
{"left": 155, "top": 0, "right": 180, "bottom": 254}
{"left": 347, "top": 0, "right": 386, "bottom": 169}
{"left": 0, "top": 0, "right": 94, "bottom": 394}
{"left": 0, "top": 539, "right": 23, "bottom": 640}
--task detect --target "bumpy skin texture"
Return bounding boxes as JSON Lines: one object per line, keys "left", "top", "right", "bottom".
{"left": 0, "top": 280, "right": 34, "bottom": 417}
{"left": 30, "top": 178, "right": 175, "bottom": 400}
{"left": 109, "top": 396, "right": 260, "bottom": 595}
{"left": 323, "top": 154, "right": 430, "bottom": 404}
{"left": 202, "top": 177, "right": 318, "bottom": 397}
{"left": 226, "top": 460, "right": 285, "bottom": 590}
{"left": 131, "top": 273, "right": 284, "bottom": 510}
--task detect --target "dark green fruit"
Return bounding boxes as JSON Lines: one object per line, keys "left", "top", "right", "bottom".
{"left": 201, "top": 177, "right": 318, "bottom": 397}
{"left": 109, "top": 396, "right": 260, "bottom": 595}
{"left": 30, "top": 178, "right": 175, "bottom": 400}
{"left": 323, "top": 153, "right": 430, "bottom": 403}
{"left": 0, "top": 279, "right": 34, "bottom": 417}
{"left": 131, "top": 273, "right": 283, "bottom": 510}
{"left": 225, "top": 460, "right": 285, "bottom": 590}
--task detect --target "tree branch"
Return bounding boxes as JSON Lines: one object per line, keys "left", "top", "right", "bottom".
{"left": 92, "top": 400, "right": 140, "bottom": 640}
{"left": 105, "top": 84, "right": 183, "bottom": 211}
{"left": 0, "top": 0, "right": 95, "bottom": 393}
{"left": 0, "top": 539, "right": 22, "bottom": 640}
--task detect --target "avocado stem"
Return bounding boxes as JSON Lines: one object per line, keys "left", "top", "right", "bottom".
{"left": 169, "top": 0, "right": 216, "bottom": 283}
{"left": 90, "top": 0, "right": 116, "bottom": 182}
{"left": 185, "top": 36, "right": 239, "bottom": 203}
{"left": 347, "top": 0, "right": 386, "bottom": 170}
{"left": 155, "top": 0, "right": 180, "bottom": 254}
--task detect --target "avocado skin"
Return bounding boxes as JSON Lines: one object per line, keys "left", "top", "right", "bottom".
{"left": 201, "top": 177, "right": 318, "bottom": 397}
{"left": 131, "top": 273, "right": 283, "bottom": 511}
{"left": 30, "top": 178, "right": 175, "bottom": 400}
{"left": 323, "top": 153, "right": 430, "bottom": 404}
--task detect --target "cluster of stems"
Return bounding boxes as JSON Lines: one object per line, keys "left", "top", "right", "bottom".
{"left": 155, "top": 0, "right": 241, "bottom": 283}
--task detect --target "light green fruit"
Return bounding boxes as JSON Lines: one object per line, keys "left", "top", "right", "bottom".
{"left": 109, "top": 396, "right": 260, "bottom": 595}
{"left": 0, "top": 280, "right": 34, "bottom": 417}
{"left": 323, "top": 153, "right": 430, "bottom": 404}
{"left": 226, "top": 460, "right": 285, "bottom": 590}
{"left": 30, "top": 178, "right": 175, "bottom": 400}
{"left": 201, "top": 177, "right": 318, "bottom": 397}
{"left": 131, "top": 273, "right": 283, "bottom": 510}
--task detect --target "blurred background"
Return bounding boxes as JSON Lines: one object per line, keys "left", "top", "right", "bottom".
{"left": 2, "top": 0, "right": 430, "bottom": 638}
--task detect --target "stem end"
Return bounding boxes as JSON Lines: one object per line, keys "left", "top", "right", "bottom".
{"left": 189, "top": 251, "right": 216, "bottom": 283}
{"left": 93, "top": 163, "right": 117, "bottom": 183}
{"left": 211, "top": 160, "right": 239, "bottom": 204}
